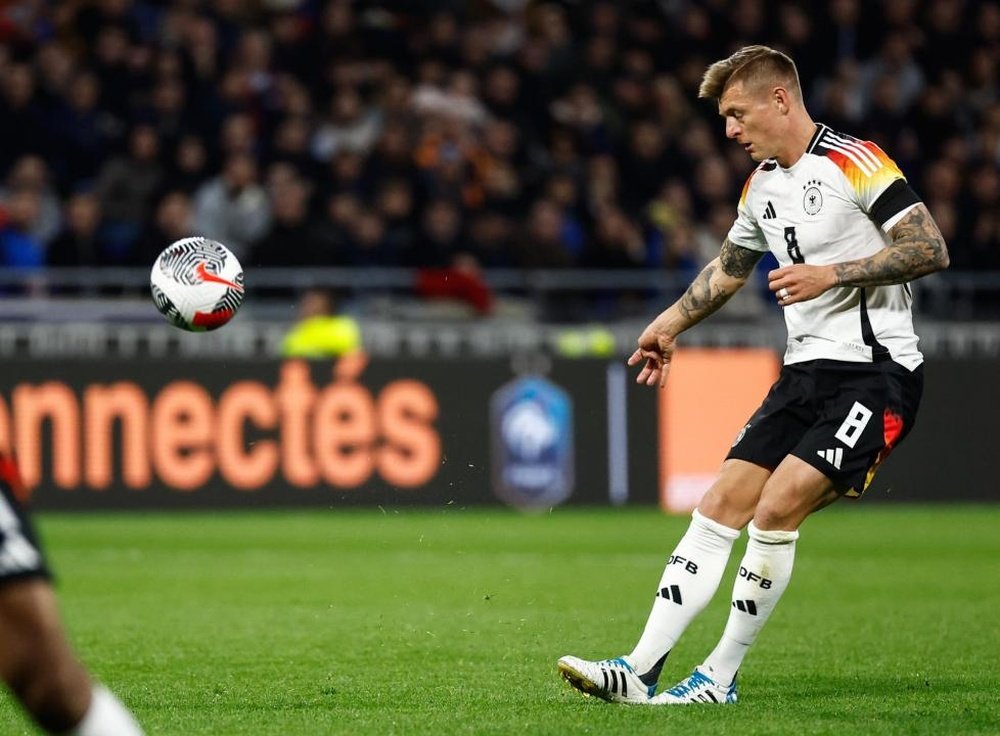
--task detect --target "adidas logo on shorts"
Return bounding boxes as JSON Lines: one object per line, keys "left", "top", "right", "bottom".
{"left": 817, "top": 447, "right": 843, "bottom": 469}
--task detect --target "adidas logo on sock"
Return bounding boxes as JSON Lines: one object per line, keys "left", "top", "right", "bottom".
{"left": 731, "top": 599, "right": 758, "bottom": 615}
{"left": 817, "top": 447, "right": 843, "bottom": 469}
{"left": 762, "top": 201, "right": 777, "bottom": 219}
{"left": 656, "top": 584, "right": 683, "bottom": 605}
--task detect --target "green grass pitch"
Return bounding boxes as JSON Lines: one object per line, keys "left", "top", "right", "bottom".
{"left": 2, "top": 505, "right": 998, "bottom": 735}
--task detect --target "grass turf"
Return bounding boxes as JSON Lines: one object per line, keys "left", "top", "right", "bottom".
{"left": 1, "top": 505, "right": 998, "bottom": 735}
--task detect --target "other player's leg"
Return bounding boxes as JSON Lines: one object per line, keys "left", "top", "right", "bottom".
{"left": 0, "top": 458, "right": 143, "bottom": 735}
{"left": 557, "top": 459, "right": 767, "bottom": 703}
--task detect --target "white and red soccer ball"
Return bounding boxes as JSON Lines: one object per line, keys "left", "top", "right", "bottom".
{"left": 150, "top": 237, "right": 244, "bottom": 331}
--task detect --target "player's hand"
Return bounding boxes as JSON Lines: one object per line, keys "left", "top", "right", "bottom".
{"left": 767, "top": 264, "right": 838, "bottom": 306}
{"left": 627, "top": 326, "right": 677, "bottom": 388}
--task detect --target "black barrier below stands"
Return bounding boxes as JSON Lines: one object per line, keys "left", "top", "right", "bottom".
{"left": 0, "top": 357, "right": 659, "bottom": 511}
{"left": 870, "top": 359, "right": 1000, "bottom": 504}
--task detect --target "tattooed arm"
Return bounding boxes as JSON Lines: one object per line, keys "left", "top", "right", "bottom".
{"left": 833, "top": 203, "right": 950, "bottom": 287}
{"left": 628, "top": 238, "right": 765, "bottom": 386}
{"left": 678, "top": 237, "right": 764, "bottom": 321}
{"left": 767, "top": 204, "right": 950, "bottom": 305}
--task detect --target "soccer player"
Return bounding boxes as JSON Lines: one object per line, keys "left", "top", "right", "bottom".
{"left": 558, "top": 45, "right": 949, "bottom": 705}
{"left": 0, "top": 453, "right": 144, "bottom": 734}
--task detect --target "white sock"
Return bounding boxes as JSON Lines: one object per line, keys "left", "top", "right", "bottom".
{"left": 702, "top": 521, "right": 798, "bottom": 687}
{"left": 626, "top": 510, "right": 740, "bottom": 680}
{"left": 69, "top": 685, "right": 143, "bottom": 736}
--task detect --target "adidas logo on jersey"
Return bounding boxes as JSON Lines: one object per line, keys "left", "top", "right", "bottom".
{"left": 817, "top": 447, "right": 844, "bottom": 469}
{"left": 762, "top": 201, "right": 777, "bottom": 219}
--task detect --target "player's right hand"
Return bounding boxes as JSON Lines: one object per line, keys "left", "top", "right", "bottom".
{"left": 627, "top": 330, "right": 677, "bottom": 388}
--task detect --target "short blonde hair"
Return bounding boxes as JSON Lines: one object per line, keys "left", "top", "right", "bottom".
{"left": 698, "top": 45, "right": 801, "bottom": 102}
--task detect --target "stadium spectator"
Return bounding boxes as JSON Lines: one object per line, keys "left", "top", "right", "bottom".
{"left": 512, "top": 199, "right": 571, "bottom": 269}
{"left": 1, "top": 156, "right": 62, "bottom": 247}
{"left": 47, "top": 191, "right": 104, "bottom": 267}
{"left": 415, "top": 252, "right": 495, "bottom": 316}
{"left": 311, "top": 86, "right": 382, "bottom": 162}
{"left": 317, "top": 190, "right": 363, "bottom": 264}
{"left": 0, "top": 188, "right": 45, "bottom": 268}
{"left": 94, "top": 124, "right": 163, "bottom": 263}
{"left": 0, "top": 63, "right": 45, "bottom": 175}
{"left": 465, "top": 209, "right": 516, "bottom": 268}
{"left": 192, "top": 152, "right": 271, "bottom": 260}
{"left": 162, "top": 135, "right": 211, "bottom": 195}
{"left": 49, "top": 70, "right": 113, "bottom": 186}
{"left": 371, "top": 177, "right": 417, "bottom": 264}
{"left": 251, "top": 176, "right": 326, "bottom": 267}
{"left": 412, "top": 198, "right": 464, "bottom": 267}
{"left": 134, "top": 191, "right": 197, "bottom": 267}
{"left": 582, "top": 204, "right": 646, "bottom": 269}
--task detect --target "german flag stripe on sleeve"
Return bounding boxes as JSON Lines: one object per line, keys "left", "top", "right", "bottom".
{"left": 817, "top": 130, "right": 904, "bottom": 200}
{"left": 739, "top": 161, "right": 773, "bottom": 207}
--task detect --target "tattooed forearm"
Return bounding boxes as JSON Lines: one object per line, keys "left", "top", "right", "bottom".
{"left": 678, "top": 263, "right": 735, "bottom": 323}
{"left": 834, "top": 205, "right": 950, "bottom": 288}
{"left": 719, "top": 237, "right": 765, "bottom": 279}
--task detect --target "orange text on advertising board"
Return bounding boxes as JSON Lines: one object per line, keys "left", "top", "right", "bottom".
{"left": 0, "top": 357, "right": 441, "bottom": 495}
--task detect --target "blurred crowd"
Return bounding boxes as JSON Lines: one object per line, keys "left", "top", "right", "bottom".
{"left": 2, "top": 0, "right": 999, "bottom": 286}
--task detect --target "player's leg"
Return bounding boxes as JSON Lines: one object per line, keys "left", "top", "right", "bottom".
{"left": 0, "top": 457, "right": 143, "bottom": 735}
{"left": 0, "top": 579, "right": 144, "bottom": 736}
{"left": 701, "top": 458, "right": 835, "bottom": 684}
{"left": 653, "top": 360, "right": 925, "bottom": 704}
{"left": 0, "top": 578, "right": 92, "bottom": 731}
{"left": 557, "top": 459, "right": 768, "bottom": 703}
{"left": 653, "top": 456, "right": 835, "bottom": 704}
{"left": 557, "top": 366, "right": 812, "bottom": 703}
{"left": 624, "top": 459, "right": 768, "bottom": 677}
{"left": 695, "top": 361, "right": 924, "bottom": 692}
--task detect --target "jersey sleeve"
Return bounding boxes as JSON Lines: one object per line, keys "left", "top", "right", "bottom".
{"left": 726, "top": 169, "right": 768, "bottom": 252}
{"left": 826, "top": 138, "right": 921, "bottom": 231}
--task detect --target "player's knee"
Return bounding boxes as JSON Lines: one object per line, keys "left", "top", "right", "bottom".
{"left": 697, "top": 462, "right": 767, "bottom": 529}
{"left": 753, "top": 492, "right": 813, "bottom": 531}
{"left": 697, "top": 491, "right": 752, "bottom": 529}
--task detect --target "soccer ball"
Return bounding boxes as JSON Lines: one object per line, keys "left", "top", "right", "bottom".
{"left": 150, "top": 237, "right": 245, "bottom": 331}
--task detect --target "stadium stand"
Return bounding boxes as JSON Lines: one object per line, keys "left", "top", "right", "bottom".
{"left": 1, "top": 0, "right": 999, "bottom": 327}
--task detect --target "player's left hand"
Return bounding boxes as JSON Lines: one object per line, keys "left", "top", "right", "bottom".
{"left": 767, "top": 264, "right": 837, "bottom": 306}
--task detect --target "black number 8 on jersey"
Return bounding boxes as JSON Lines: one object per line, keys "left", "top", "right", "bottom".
{"left": 784, "top": 226, "right": 805, "bottom": 264}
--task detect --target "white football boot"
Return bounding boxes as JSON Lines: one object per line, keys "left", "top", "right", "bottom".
{"left": 557, "top": 655, "right": 654, "bottom": 704}
{"left": 648, "top": 666, "right": 738, "bottom": 704}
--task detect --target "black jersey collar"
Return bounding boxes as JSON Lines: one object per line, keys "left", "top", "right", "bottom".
{"left": 806, "top": 123, "right": 827, "bottom": 154}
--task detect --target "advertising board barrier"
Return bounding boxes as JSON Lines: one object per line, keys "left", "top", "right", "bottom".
{"left": 0, "top": 355, "right": 658, "bottom": 510}
{"left": 0, "top": 353, "right": 993, "bottom": 510}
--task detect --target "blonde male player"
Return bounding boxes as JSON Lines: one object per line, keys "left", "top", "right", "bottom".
{"left": 558, "top": 45, "right": 948, "bottom": 705}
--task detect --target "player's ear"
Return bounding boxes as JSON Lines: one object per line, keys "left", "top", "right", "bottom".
{"left": 773, "top": 87, "right": 790, "bottom": 114}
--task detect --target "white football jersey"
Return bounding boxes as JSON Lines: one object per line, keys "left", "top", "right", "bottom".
{"left": 728, "top": 124, "right": 923, "bottom": 369}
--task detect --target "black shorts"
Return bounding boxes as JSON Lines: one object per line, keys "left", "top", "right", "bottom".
{"left": 0, "top": 455, "right": 51, "bottom": 587}
{"left": 726, "top": 359, "right": 923, "bottom": 497}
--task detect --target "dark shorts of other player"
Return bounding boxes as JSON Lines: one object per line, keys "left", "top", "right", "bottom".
{"left": 0, "top": 454, "right": 51, "bottom": 587}
{"left": 726, "top": 359, "right": 923, "bottom": 497}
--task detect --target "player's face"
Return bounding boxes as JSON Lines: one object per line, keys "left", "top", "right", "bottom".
{"left": 719, "top": 82, "right": 784, "bottom": 162}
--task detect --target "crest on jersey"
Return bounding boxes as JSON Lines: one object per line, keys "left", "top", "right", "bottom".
{"left": 732, "top": 423, "right": 751, "bottom": 447}
{"left": 803, "top": 180, "right": 823, "bottom": 215}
